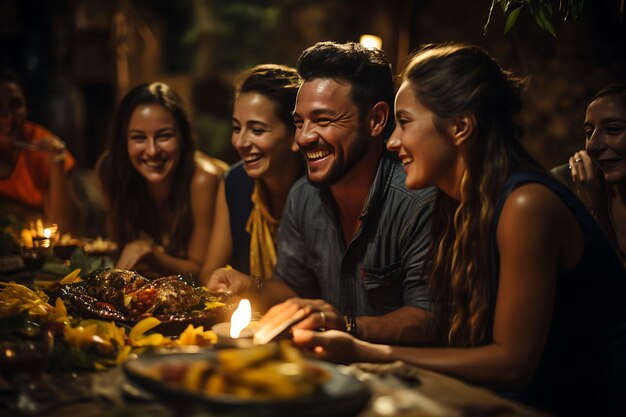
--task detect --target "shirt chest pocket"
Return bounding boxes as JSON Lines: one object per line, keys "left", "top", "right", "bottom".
{"left": 360, "top": 262, "right": 404, "bottom": 313}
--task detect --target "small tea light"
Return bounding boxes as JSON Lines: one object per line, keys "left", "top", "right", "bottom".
{"left": 212, "top": 299, "right": 258, "bottom": 347}
{"left": 211, "top": 321, "right": 258, "bottom": 347}
{"left": 27, "top": 220, "right": 58, "bottom": 248}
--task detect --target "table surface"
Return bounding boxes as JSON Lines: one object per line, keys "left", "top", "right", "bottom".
{"left": 0, "top": 256, "right": 550, "bottom": 417}
{"left": 0, "top": 360, "right": 551, "bottom": 417}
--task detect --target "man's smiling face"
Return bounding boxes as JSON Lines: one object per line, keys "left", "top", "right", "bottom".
{"left": 293, "top": 78, "right": 369, "bottom": 186}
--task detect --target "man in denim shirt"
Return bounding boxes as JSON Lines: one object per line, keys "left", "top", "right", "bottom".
{"left": 208, "top": 41, "right": 435, "bottom": 345}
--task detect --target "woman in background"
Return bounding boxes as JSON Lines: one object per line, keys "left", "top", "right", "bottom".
{"left": 98, "top": 82, "right": 225, "bottom": 278}
{"left": 200, "top": 64, "right": 302, "bottom": 284}
{"left": 568, "top": 81, "right": 626, "bottom": 267}
{"left": 0, "top": 67, "right": 78, "bottom": 233}
{"left": 284, "top": 44, "right": 626, "bottom": 416}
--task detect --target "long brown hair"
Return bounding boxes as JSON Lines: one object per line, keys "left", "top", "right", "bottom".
{"left": 99, "top": 82, "right": 196, "bottom": 257}
{"left": 403, "top": 44, "right": 544, "bottom": 346}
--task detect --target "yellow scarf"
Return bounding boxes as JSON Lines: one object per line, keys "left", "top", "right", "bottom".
{"left": 246, "top": 180, "right": 279, "bottom": 279}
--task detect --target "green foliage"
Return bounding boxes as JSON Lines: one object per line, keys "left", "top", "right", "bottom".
{"left": 68, "top": 249, "right": 112, "bottom": 276}
{"left": 0, "top": 215, "right": 23, "bottom": 256}
{"left": 484, "top": 0, "right": 585, "bottom": 38}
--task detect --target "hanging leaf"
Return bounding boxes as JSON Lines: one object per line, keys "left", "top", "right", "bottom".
{"left": 504, "top": 7, "right": 523, "bottom": 33}
{"left": 484, "top": 0, "right": 584, "bottom": 37}
{"left": 537, "top": 2, "right": 558, "bottom": 37}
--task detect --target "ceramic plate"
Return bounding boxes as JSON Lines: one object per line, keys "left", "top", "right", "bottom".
{"left": 123, "top": 351, "right": 371, "bottom": 417}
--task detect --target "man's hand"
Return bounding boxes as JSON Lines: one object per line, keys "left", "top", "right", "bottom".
{"left": 206, "top": 267, "right": 255, "bottom": 294}
{"left": 258, "top": 298, "right": 346, "bottom": 333}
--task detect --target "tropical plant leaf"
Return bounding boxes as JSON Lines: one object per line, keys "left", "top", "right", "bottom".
{"left": 504, "top": 7, "right": 523, "bottom": 33}
{"left": 484, "top": 0, "right": 583, "bottom": 37}
{"left": 537, "top": 3, "right": 558, "bottom": 37}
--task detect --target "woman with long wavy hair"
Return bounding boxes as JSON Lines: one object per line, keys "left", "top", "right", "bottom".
{"left": 289, "top": 44, "right": 626, "bottom": 416}
{"left": 98, "top": 82, "right": 226, "bottom": 278}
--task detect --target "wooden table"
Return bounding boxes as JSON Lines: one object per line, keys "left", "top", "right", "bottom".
{"left": 1, "top": 360, "right": 550, "bottom": 417}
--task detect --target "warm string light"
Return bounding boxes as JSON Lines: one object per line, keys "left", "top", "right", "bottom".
{"left": 359, "top": 34, "right": 382, "bottom": 50}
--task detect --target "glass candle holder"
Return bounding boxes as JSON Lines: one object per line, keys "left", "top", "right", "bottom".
{"left": 20, "top": 245, "right": 50, "bottom": 271}
{"left": 27, "top": 220, "right": 58, "bottom": 248}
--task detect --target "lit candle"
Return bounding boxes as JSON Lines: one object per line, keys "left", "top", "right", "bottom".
{"left": 230, "top": 299, "right": 252, "bottom": 338}
{"left": 211, "top": 299, "right": 257, "bottom": 347}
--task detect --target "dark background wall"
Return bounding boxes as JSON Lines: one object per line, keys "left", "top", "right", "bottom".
{"left": 1, "top": 0, "right": 624, "bottom": 169}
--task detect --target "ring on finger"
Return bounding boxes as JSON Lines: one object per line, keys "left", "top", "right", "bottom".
{"left": 318, "top": 311, "right": 327, "bottom": 331}
{"left": 575, "top": 158, "right": 582, "bottom": 163}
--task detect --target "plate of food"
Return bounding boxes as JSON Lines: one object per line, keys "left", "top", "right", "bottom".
{"left": 53, "top": 233, "right": 83, "bottom": 260}
{"left": 48, "top": 268, "right": 235, "bottom": 335}
{"left": 123, "top": 341, "right": 371, "bottom": 417}
{"left": 83, "top": 237, "right": 118, "bottom": 257}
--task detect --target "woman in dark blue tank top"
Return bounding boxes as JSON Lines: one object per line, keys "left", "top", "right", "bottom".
{"left": 290, "top": 44, "right": 626, "bottom": 416}
{"left": 200, "top": 65, "right": 303, "bottom": 284}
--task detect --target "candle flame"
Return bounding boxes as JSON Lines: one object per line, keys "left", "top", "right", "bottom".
{"left": 44, "top": 228, "right": 51, "bottom": 238}
{"left": 230, "top": 299, "right": 251, "bottom": 338}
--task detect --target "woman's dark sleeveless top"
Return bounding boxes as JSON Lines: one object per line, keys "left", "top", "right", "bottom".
{"left": 490, "top": 171, "right": 626, "bottom": 417}
{"left": 224, "top": 162, "right": 254, "bottom": 274}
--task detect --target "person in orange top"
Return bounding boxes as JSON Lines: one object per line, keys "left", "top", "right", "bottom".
{"left": 0, "top": 67, "right": 78, "bottom": 233}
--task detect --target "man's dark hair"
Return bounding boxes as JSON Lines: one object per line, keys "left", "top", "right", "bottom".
{"left": 296, "top": 41, "right": 395, "bottom": 137}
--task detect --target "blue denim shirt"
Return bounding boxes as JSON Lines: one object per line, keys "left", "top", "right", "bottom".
{"left": 274, "top": 150, "right": 435, "bottom": 318}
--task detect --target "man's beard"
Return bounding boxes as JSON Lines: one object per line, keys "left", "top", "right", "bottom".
{"left": 306, "top": 123, "right": 370, "bottom": 187}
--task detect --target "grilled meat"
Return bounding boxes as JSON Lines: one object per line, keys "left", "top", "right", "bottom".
{"left": 50, "top": 268, "right": 233, "bottom": 328}
{"left": 132, "top": 276, "right": 201, "bottom": 315}
{"left": 80, "top": 268, "right": 149, "bottom": 308}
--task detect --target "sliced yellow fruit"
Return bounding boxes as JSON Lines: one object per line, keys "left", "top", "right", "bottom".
{"left": 60, "top": 268, "right": 82, "bottom": 284}
{"left": 129, "top": 317, "right": 161, "bottom": 339}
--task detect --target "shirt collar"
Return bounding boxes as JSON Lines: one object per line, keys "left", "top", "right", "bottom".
{"left": 317, "top": 148, "right": 398, "bottom": 222}
{"left": 359, "top": 149, "right": 397, "bottom": 220}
